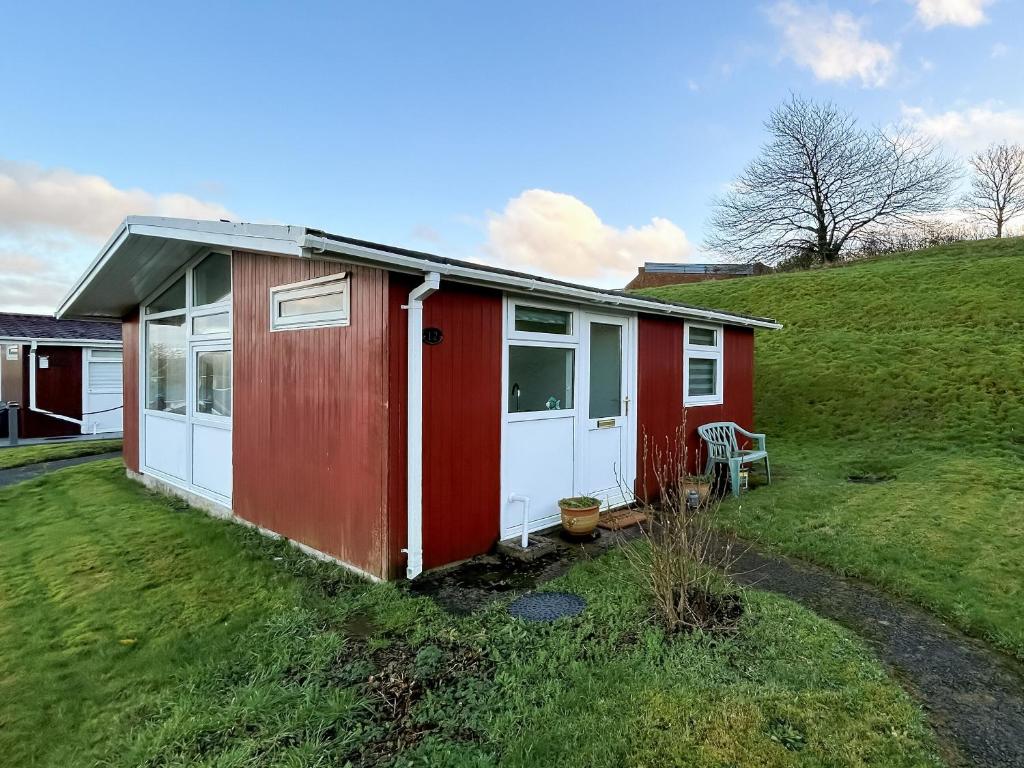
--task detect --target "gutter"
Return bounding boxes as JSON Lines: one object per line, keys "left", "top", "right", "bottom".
{"left": 402, "top": 272, "right": 441, "bottom": 579}
{"left": 302, "top": 233, "right": 782, "bottom": 330}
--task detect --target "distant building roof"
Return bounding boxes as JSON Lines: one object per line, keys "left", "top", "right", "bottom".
{"left": 642, "top": 262, "right": 756, "bottom": 275}
{"left": 0, "top": 312, "right": 121, "bottom": 342}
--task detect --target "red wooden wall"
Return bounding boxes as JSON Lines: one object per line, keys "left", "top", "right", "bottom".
{"left": 232, "top": 252, "right": 391, "bottom": 579}
{"left": 387, "top": 277, "right": 502, "bottom": 576}
{"left": 121, "top": 310, "right": 140, "bottom": 472}
{"left": 636, "top": 317, "right": 755, "bottom": 498}
{"left": 19, "top": 346, "right": 82, "bottom": 438}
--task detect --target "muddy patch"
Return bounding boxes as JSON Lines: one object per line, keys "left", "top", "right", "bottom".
{"left": 847, "top": 473, "right": 896, "bottom": 484}
{"left": 339, "top": 637, "right": 494, "bottom": 766}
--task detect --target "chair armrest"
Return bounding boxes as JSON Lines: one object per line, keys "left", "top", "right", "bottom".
{"left": 733, "top": 425, "right": 767, "bottom": 451}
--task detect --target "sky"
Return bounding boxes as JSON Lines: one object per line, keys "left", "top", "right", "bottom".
{"left": 2, "top": 0, "right": 1022, "bottom": 313}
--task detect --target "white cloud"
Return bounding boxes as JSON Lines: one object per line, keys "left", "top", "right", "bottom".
{"left": 991, "top": 42, "right": 1010, "bottom": 59}
{"left": 902, "top": 103, "right": 1024, "bottom": 154}
{"left": 769, "top": 2, "right": 896, "bottom": 87}
{"left": 485, "top": 189, "right": 695, "bottom": 286}
{"left": 914, "top": 0, "right": 991, "bottom": 28}
{"left": 0, "top": 159, "right": 233, "bottom": 313}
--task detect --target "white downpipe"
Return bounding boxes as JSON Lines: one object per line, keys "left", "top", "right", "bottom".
{"left": 29, "top": 341, "right": 85, "bottom": 427}
{"left": 402, "top": 272, "right": 441, "bottom": 580}
{"left": 509, "top": 494, "right": 531, "bottom": 549}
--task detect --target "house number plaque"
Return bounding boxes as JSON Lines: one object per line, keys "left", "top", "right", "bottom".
{"left": 422, "top": 327, "right": 443, "bottom": 345}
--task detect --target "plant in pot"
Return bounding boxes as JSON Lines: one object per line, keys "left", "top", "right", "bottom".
{"left": 558, "top": 496, "right": 602, "bottom": 537}
{"left": 681, "top": 472, "right": 714, "bottom": 506}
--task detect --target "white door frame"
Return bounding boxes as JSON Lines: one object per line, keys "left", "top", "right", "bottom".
{"left": 499, "top": 294, "right": 638, "bottom": 540}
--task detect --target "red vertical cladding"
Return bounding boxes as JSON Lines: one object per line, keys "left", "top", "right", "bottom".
{"left": 232, "top": 251, "right": 391, "bottom": 579}
{"left": 386, "top": 274, "right": 412, "bottom": 579}
{"left": 635, "top": 316, "right": 684, "bottom": 500}
{"left": 19, "top": 346, "right": 82, "bottom": 438}
{"left": 636, "top": 318, "right": 757, "bottom": 494}
{"left": 386, "top": 277, "right": 503, "bottom": 575}
{"left": 122, "top": 310, "right": 140, "bottom": 472}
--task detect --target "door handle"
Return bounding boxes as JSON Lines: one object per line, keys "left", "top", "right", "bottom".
{"left": 624, "top": 395, "right": 630, "bottom": 416}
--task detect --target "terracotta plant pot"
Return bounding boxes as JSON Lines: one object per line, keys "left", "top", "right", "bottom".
{"left": 559, "top": 502, "right": 601, "bottom": 537}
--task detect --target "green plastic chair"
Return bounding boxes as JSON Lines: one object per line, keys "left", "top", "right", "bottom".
{"left": 696, "top": 422, "right": 771, "bottom": 497}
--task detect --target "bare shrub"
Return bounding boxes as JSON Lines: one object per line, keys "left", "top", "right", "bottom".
{"left": 623, "top": 418, "right": 742, "bottom": 634}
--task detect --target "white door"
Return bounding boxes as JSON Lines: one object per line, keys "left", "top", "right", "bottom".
{"left": 502, "top": 342, "right": 577, "bottom": 538}
{"left": 82, "top": 348, "right": 123, "bottom": 433}
{"left": 579, "top": 315, "right": 631, "bottom": 508}
{"left": 190, "top": 343, "right": 232, "bottom": 499}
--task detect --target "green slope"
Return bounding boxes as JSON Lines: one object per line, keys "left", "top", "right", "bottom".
{"left": 642, "top": 238, "right": 1024, "bottom": 657}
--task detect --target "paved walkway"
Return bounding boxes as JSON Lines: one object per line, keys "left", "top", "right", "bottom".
{"left": 0, "top": 452, "right": 122, "bottom": 488}
{"left": 727, "top": 542, "right": 1024, "bottom": 768}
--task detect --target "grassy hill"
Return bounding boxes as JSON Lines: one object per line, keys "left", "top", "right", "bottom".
{"left": 642, "top": 238, "right": 1024, "bottom": 657}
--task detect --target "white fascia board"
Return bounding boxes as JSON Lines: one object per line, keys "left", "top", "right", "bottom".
{"left": 302, "top": 234, "right": 783, "bottom": 330}
{"left": 0, "top": 338, "right": 121, "bottom": 348}
{"left": 56, "top": 217, "right": 307, "bottom": 320}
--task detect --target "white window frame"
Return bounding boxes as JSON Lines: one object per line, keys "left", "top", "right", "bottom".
{"left": 269, "top": 273, "right": 350, "bottom": 331}
{"left": 683, "top": 321, "right": 724, "bottom": 407}
{"left": 506, "top": 297, "right": 579, "bottom": 343}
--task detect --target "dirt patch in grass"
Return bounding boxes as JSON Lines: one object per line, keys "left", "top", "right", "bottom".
{"left": 341, "top": 638, "right": 495, "bottom": 766}
{"left": 847, "top": 473, "right": 896, "bottom": 484}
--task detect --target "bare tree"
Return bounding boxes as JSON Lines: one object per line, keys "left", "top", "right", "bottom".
{"left": 963, "top": 142, "right": 1024, "bottom": 238}
{"left": 706, "top": 95, "right": 960, "bottom": 268}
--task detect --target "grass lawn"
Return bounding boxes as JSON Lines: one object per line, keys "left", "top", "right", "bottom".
{"left": 643, "top": 237, "right": 1024, "bottom": 659}
{"left": 0, "top": 438, "right": 122, "bottom": 470}
{"left": 0, "top": 461, "right": 941, "bottom": 767}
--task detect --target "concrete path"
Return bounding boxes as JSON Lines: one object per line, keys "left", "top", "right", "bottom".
{"left": 0, "top": 452, "right": 122, "bottom": 488}
{"left": 728, "top": 540, "right": 1024, "bottom": 768}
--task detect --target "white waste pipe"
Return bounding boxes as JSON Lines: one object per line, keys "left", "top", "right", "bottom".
{"left": 29, "top": 341, "right": 85, "bottom": 427}
{"left": 509, "top": 494, "right": 531, "bottom": 549}
{"left": 402, "top": 272, "right": 441, "bottom": 580}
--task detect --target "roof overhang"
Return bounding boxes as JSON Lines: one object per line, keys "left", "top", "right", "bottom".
{"left": 58, "top": 216, "right": 782, "bottom": 330}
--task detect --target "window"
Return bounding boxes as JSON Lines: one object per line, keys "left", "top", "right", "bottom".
{"left": 508, "top": 346, "right": 574, "bottom": 413}
{"left": 193, "top": 312, "right": 230, "bottom": 335}
{"left": 515, "top": 305, "right": 572, "bottom": 335}
{"left": 271, "top": 274, "right": 349, "bottom": 330}
{"left": 684, "top": 322, "right": 723, "bottom": 406}
{"left": 146, "top": 316, "right": 187, "bottom": 413}
{"left": 196, "top": 350, "right": 232, "bottom": 417}
{"left": 146, "top": 276, "right": 186, "bottom": 314}
{"left": 589, "top": 322, "right": 621, "bottom": 418}
{"left": 87, "top": 350, "right": 123, "bottom": 393}
{"left": 193, "top": 253, "right": 232, "bottom": 306}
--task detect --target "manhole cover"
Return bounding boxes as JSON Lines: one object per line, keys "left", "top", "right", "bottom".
{"left": 508, "top": 591, "right": 586, "bottom": 622}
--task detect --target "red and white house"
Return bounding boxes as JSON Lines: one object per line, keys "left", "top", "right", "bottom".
{"left": 57, "top": 217, "right": 779, "bottom": 581}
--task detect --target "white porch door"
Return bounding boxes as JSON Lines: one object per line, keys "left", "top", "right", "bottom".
{"left": 579, "top": 315, "right": 631, "bottom": 508}
{"left": 190, "top": 343, "right": 232, "bottom": 499}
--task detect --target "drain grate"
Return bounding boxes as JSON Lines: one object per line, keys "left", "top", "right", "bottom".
{"left": 508, "top": 591, "right": 586, "bottom": 622}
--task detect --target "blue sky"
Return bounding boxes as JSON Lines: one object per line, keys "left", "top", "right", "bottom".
{"left": 2, "top": 0, "right": 1022, "bottom": 311}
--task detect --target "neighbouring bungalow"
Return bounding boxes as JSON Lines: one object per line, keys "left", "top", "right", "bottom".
{"left": 57, "top": 217, "right": 780, "bottom": 581}
{"left": 624, "top": 261, "right": 771, "bottom": 290}
{"left": 0, "top": 313, "right": 123, "bottom": 439}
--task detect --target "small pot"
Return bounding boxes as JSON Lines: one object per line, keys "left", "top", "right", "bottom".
{"left": 559, "top": 503, "right": 601, "bottom": 537}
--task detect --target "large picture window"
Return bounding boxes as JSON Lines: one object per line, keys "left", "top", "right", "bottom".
{"left": 683, "top": 322, "right": 724, "bottom": 406}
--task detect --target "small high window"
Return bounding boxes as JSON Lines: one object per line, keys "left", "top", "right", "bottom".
{"left": 684, "top": 322, "right": 724, "bottom": 406}
{"left": 146, "top": 276, "right": 186, "bottom": 314}
{"left": 270, "top": 273, "right": 350, "bottom": 331}
{"left": 193, "top": 253, "right": 232, "bottom": 306}
{"left": 514, "top": 305, "right": 572, "bottom": 335}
